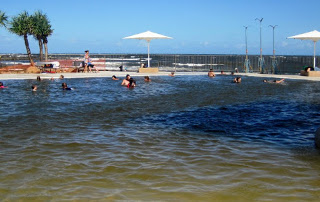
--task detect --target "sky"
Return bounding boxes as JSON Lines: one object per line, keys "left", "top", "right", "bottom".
{"left": 0, "top": 0, "right": 320, "bottom": 55}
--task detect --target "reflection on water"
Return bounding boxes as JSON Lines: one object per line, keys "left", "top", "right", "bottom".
{"left": 1, "top": 75, "right": 320, "bottom": 200}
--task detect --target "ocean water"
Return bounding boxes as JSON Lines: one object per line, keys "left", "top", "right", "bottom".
{"left": 1, "top": 75, "right": 320, "bottom": 201}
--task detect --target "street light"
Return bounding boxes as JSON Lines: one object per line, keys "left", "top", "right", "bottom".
{"left": 269, "top": 25, "right": 278, "bottom": 74}
{"left": 255, "top": 18, "right": 265, "bottom": 73}
{"left": 243, "top": 26, "right": 251, "bottom": 73}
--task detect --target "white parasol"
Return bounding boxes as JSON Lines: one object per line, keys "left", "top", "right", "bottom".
{"left": 288, "top": 30, "right": 320, "bottom": 68}
{"left": 123, "top": 31, "right": 172, "bottom": 67}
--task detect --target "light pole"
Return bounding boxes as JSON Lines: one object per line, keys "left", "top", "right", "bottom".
{"left": 269, "top": 25, "right": 278, "bottom": 74}
{"left": 244, "top": 26, "right": 251, "bottom": 73}
{"left": 256, "top": 18, "right": 265, "bottom": 73}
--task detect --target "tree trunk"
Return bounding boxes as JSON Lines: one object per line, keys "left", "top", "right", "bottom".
{"left": 24, "top": 34, "right": 34, "bottom": 66}
{"left": 44, "top": 42, "right": 48, "bottom": 61}
{"left": 38, "top": 39, "right": 43, "bottom": 61}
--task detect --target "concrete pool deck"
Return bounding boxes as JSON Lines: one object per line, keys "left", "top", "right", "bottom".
{"left": 0, "top": 71, "right": 320, "bottom": 81}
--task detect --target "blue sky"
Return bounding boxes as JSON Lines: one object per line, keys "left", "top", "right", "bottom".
{"left": 0, "top": 0, "right": 320, "bottom": 55}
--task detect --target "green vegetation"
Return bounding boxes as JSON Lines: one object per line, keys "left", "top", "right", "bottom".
{"left": 31, "top": 10, "right": 53, "bottom": 61}
{"left": 0, "top": 10, "right": 53, "bottom": 65}
{"left": 0, "top": 11, "right": 8, "bottom": 27}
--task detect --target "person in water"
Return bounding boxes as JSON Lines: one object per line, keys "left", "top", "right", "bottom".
{"left": 31, "top": 85, "right": 37, "bottom": 91}
{"left": 62, "top": 82, "right": 72, "bottom": 90}
{"left": 112, "top": 75, "right": 119, "bottom": 80}
{"left": 263, "top": 78, "right": 285, "bottom": 83}
{"left": 144, "top": 76, "right": 151, "bottom": 82}
{"left": 37, "top": 76, "right": 41, "bottom": 81}
{"left": 127, "top": 78, "right": 136, "bottom": 88}
{"left": 121, "top": 74, "right": 131, "bottom": 86}
{"left": 169, "top": 72, "right": 175, "bottom": 77}
{"left": 233, "top": 77, "right": 242, "bottom": 83}
{"left": 208, "top": 69, "right": 215, "bottom": 77}
{"left": 60, "top": 75, "right": 64, "bottom": 79}
{"left": 0, "top": 82, "right": 7, "bottom": 88}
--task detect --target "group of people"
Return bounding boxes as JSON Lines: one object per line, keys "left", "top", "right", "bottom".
{"left": 0, "top": 69, "right": 286, "bottom": 93}
{"left": 208, "top": 69, "right": 285, "bottom": 84}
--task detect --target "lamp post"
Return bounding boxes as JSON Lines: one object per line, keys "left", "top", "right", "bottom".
{"left": 269, "top": 25, "right": 278, "bottom": 74}
{"left": 255, "top": 18, "right": 265, "bottom": 73}
{"left": 244, "top": 26, "right": 251, "bottom": 73}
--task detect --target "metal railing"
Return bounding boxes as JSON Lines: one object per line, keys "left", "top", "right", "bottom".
{"left": 0, "top": 53, "right": 317, "bottom": 74}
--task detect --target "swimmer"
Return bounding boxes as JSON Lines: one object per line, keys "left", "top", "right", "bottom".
{"left": 37, "top": 76, "right": 41, "bottom": 81}
{"left": 169, "top": 72, "right": 175, "bottom": 77}
{"left": 263, "top": 78, "right": 285, "bottom": 83}
{"left": 121, "top": 74, "right": 131, "bottom": 86}
{"left": 221, "top": 70, "right": 226, "bottom": 75}
{"left": 233, "top": 77, "right": 241, "bottom": 83}
{"left": 144, "top": 76, "right": 151, "bottom": 82}
{"left": 31, "top": 85, "right": 37, "bottom": 91}
{"left": 60, "top": 75, "right": 64, "bottom": 79}
{"left": 112, "top": 75, "right": 119, "bottom": 80}
{"left": 0, "top": 82, "right": 7, "bottom": 88}
{"left": 127, "top": 78, "right": 136, "bottom": 88}
{"left": 208, "top": 69, "right": 215, "bottom": 77}
{"left": 62, "top": 82, "right": 73, "bottom": 90}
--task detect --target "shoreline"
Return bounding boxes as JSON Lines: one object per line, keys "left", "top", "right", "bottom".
{"left": 0, "top": 71, "right": 320, "bottom": 81}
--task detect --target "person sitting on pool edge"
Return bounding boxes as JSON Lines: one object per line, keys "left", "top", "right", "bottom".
{"left": 121, "top": 74, "right": 131, "bottom": 86}
{"left": 208, "top": 69, "right": 215, "bottom": 77}
{"left": 263, "top": 78, "right": 285, "bottom": 83}
{"left": 62, "top": 82, "right": 73, "bottom": 90}
{"left": 112, "top": 75, "right": 119, "bottom": 80}
{"left": 233, "top": 77, "right": 241, "bottom": 83}
{"left": 144, "top": 76, "right": 151, "bottom": 82}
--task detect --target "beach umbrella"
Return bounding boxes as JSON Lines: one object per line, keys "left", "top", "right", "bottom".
{"left": 288, "top": 30, "right": 320, "bottom": 68}
{"left": 123, "top": 31, "right": 172, "bottom": 67}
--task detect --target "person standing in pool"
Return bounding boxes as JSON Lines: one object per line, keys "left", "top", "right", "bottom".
{"left": 121, "top": 74, "right": 131, "bottom": 86}
{"left": 208, "top": 69, "right": 215, "bottom": 77}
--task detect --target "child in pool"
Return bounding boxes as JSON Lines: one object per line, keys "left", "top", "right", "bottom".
{"left": 127, "top": 78, "right": 136, "bottom": 88}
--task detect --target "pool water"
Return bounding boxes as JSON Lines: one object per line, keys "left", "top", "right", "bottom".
{"left": 1, "top": 75, "right": 320, "bottom": 201}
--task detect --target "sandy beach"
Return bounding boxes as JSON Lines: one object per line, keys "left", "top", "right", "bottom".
{"left": 1, "top": 71, "right": 320, "bottom": 81}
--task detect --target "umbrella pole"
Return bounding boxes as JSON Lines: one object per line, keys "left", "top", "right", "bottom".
{"left": 147, "top": 40, "right": 150, "bottom": 68}
{"left": 314, "top": 41, "right": 316, "bottom": 68}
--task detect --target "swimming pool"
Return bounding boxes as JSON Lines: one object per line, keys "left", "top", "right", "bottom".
{"left": 1, "top": 75, "right": 320, "bottom": 200}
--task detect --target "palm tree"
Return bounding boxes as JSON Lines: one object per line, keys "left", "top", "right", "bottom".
{"left": 0, "top": 10, "right": 8, "bottom": 28}
{"left": 31, "top": 11, "right": 45, "bottom": 61}
{"left": 41, "top": 15, "right": 53, "bottom": 61}
{"left": 9, "top": 11, "right": 34, "bottom": 66}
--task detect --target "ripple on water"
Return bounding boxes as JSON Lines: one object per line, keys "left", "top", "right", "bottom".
{"left": 1, "top": 76, "right": 320, "bottom": 200}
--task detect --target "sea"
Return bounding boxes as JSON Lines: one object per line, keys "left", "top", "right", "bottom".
{"left": 1, "top": 75, "right": 320, "bottom": 201}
